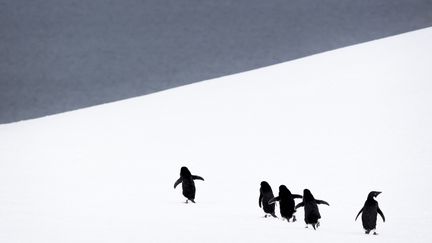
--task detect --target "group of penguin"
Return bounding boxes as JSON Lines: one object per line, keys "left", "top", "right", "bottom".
{"left": 174, "top": 166, "right": 386, "bottom": 235}
{"left": 259, "top": 181, "right": 329, "bottom": 230}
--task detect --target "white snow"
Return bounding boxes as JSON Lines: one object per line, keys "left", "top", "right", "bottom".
{"left": 1, "top": 27, "right": 432, "bottom": 242}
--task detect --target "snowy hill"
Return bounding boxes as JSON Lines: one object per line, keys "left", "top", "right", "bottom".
{"left": 1, "top": 27, "right": 432, "bottom": 242}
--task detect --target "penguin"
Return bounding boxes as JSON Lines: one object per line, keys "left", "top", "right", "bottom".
{"left": 355, "top": 191, "right": 385, "bottom": 235}
{"left": 259, "top": 181, "right": 277, "bottom": 218}
{"left": 269, "top": 185, "right": 302, "bottom": 222}
{"left": 295, "top": 189, "right": 329, "bottom": 229}
{"left": 173, "top": 166, "right": 204, "bottom": 203}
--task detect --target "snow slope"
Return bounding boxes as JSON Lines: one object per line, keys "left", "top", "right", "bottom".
{"left": 1, "top": 27, "right": 432, "bottom": 242}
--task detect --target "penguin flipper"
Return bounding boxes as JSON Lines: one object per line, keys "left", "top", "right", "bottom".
{"left": 292, "top": 194, "right": 303, "bottom": 199}
{"left": 377, "top": 207, "right": 385, "bottom": 222}
{"left": 355, "top": 208, "right": 363, "bottom": 221}
{"left": 259, "top": 192, "right": 263, "bottom": 208}
{"left": 174, "top": 178, "right": 182, "bottom": 188}
{"left": 269, "top": 196, "right": 280, "bottom": 204}
{"left": 295, "top": 202, "right": 305, "bottom": 209}
{"left": 316, "top": 200, "right": 330, "bottom": 206}
{"left": 192, "top": 175, "right": 204, "bottom": 181}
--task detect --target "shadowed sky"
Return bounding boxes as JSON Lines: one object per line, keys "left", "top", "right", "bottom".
{"left": 1, "top": 0, "right": 432, "bottom": 124}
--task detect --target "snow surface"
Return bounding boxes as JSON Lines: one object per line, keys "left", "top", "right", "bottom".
{"left": 1, "top": 27, "right": 432, "bottom": 242}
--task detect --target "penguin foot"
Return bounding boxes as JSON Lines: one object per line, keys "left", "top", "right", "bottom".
{"left": 190, "top": 199, "right": 196, "bottom": 203}
{"left": 293, "top": 215, "right": 297, "bottom": 222}
{"left": 365, "top": 230, "right": 371, "bottom": 234}
{"left": 185, "top": 200, "right": 189, "bottom": 204}
{"left": 373, "top": 232, "right": 378, "bottom": 235}
{"left": 316, "top": 221, "right": 320, "bottom": 228}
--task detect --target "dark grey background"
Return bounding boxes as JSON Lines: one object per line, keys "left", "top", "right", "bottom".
{"left": 1, "top": 0, "right": 432, "bottom": 124}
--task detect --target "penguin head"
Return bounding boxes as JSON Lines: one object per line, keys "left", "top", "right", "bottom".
{"left": 180, "top": 166, "right": 192, "bottom": 177}
{"left": 368, "top": 191, "right": 382, "bottom": 199}
{"left": 260, "top": 181, "right": 272, "bottom": 192}
{"left": 303, "top": 189, "right": 315, "bottom": 201}
{"left": 279, "top": 185, "right": 292, "bottom": 196}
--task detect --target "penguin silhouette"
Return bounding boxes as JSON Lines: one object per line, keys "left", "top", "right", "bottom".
{"left": 355, "top": 191, "right": 385, "bottom": 235}
{"left": 259, "top": 181, "right": 277, "bottom": 218}
{"left": 174, "top": 166, "right": 204, "bottom": 203}
{"left": 269, "top": 185, "right": 302, "bottom": 222}
{"left": 295, "top": 189, "right": 329, "bottom": 229}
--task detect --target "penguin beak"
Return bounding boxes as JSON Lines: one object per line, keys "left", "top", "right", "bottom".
{"left": 375, "top": 191, "right": 382, "bottom": 197}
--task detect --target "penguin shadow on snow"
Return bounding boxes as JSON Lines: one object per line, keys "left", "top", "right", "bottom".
{"left": 174, "top": 166, "right": 204, "bottom": 203}
{"left": 355, "top": 191, "right": 385, "bottom": 235}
